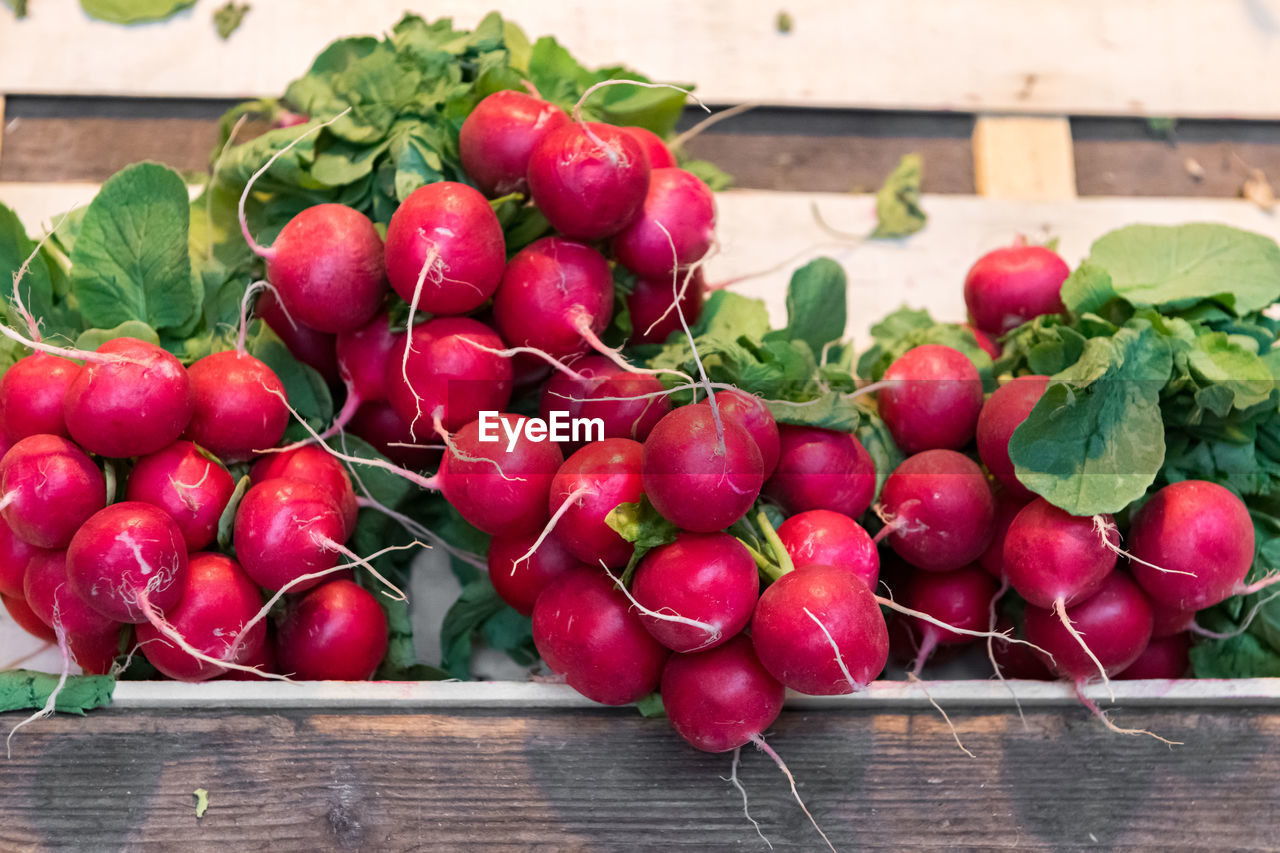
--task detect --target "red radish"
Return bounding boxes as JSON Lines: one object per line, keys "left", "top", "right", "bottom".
{"left": 902, "top": 565, "right": 1000, "bottom": 666}
{"left": 1150, "top": 601, "right": 1195, "bottom": 639}
{"left": 183, "top": 350, "right": 289, "bottom": 461}
{"left": 705, "top": 388, "right": 781, "bottom": 478}
{"left": 2, "top": 593, "right": 56, "bottom": 643}
{"left": 67, "top": 628, "right": 123, "bottom": 675}
{"left": 1003, "top": 498, "right": 1117, "bottom": 609}
{"left": 0, "top": 354, "right": 77, "bottom": 442}
{"left": 526, "top": 121, "right": 651, "bottom": 240}
{"left": 384, "top": 317, "right": 513, "bottom": 436}
{"left": 630, "top": 532, "right": 759, "bottom": 652}
{"left": 487, "top": 531, "right": 585, "bottom": 616}
{"left": 612, "top": 168, "right": 716, "bottom": 278}
{"left": 459, "top": 90, "right": 570, "bottom": 196}
{"left": 1128, "top": 480, "right": 1256, "bottom": 612}
{"left": 262, "top": 204, "right": 387, "bottom": 334}
{"left": 777, "top": 510, "right": 879, "bottom": 590}
{"left": 256, "top": 291, "right": 340, "bottom": 385}
{"left": 23, "top": 549, "right": 120, "bottom": 638}
{"left": 385, "top": 182, "right": 506, "bottom": 316}
{"left": 1116, "top": 632, "right": 1191, "bottom": 680}
{"left": 135, "top": 553, "right": 266, "bottom": 681}
{"left": 752, "top": 564, "right": 889, "bottom": 695}
{"left": 126, "top": 441, "right": 235, "bottom": 551}
{"left": 492, "top": 237, "right": 614, "bottom": 360}
{"left": 878, "top": 344, "right": 984, "bottom": 454}
{"left": 965, "top": 323, "right": 1001, "bottom": 360}
{"left": 0, "top": 515, "right": 42, "bottom": 598}
{"left": 335, "top": 311, "right": 398, "bottom": 404}
{"left": 220, "top": 633, "right": 279, "bottom": 680}
{"left": 620, "top": 126, "right": 677, "bottom": 168}
{"left": 990, "top": 618, "right": 1053, "bottom": 680}
{"left": 250, "top": 445, "right": 358, "bottom": 539}
{"left": 641, "top": 404, "right": 764, "bottom": 533}
{"left": 660, "top": 634, "right": 784, "bottom": 752}
{"left": 975, "top": 375, "right": 1050, "bottom": 499}
{"left": 531, "top": 566, "right": 669, "bottom": 705}
{"left": 547, "top": 438, "right": 644, "bottom": 568}
{"left": 0, "top": 434, "right": 106, "bottom": 549}
{"left": 63, "top": 337, "right": 193, "bottom": 458}
{"left": 539, "top": 357, "right": 670, "bottom": 446}
{"left": 233, "top": 478, "right": 346, "bottom": 592}
{"left": 764, "top": 426, "right": 876, "bottom": 519}
{"left": 977, "top": 489, "right": 1029, "bottom": 578}
{"left": 879, "top": 450, "right": 995, "bottom": 572}
{"left": 348, "top": 401, "right": 440, "bottom": 471}
{"left": 274, "top": 579, "right": 388, "bottom": 680}
{"left": 439, "top": 414, "right": 564, "bottom": 536}
{"left": 65, "top": 502, "right": 188, "bottom": 624}
{"left": 1023, "top": 572, "right": 1154, "bottom": 680}
{"left": 964, "top": 244, "right": 1069, "bottom": 335}
{"left": 626, "top": 268, "right": 706, "bottom": 345}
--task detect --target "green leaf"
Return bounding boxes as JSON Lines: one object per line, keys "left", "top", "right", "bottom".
{"left": 193, "top": 788, "right": 209, "bottom": 819}
{"left": 4, "top": 0, "right": 30, "bottom": 19}
{"left": 1060, "top": 262, "right": 1117, "bottom": 317}
{"left": 0, "top": 201, "right": 60, "bottom": 338}
{"left": 870, "top": 154, "right": 926, "bottom": 239}
{"left": 217, "top": 474, "right": 251, "bottom": 552}
{"left": 783, "top": 257, "right": 847, "bottom": 354}
{"left": 79, "top": 0, "right": 195, "bottom": 24}
{"left": 1185, "top": 332, "right": 1276, "bottom": 416}
{"left": 680, "top": 158, "right": 733, "bottom": 191}
{"left": 75, "top": 320, "right": 161, "bottom": 350}
{"left": 212, "top": 1, "right": 248, "bottom": 39}
{"left": 636, "top": 692, "right": 666, "bottom": 717}
{"left": 855, "top": 306, "right": 995, "bottom": 390}
{"left": 330, "top": 433, "right": 412, "bottom": 510}
{"left": 606, "top": 496, "right": 679, "bottom": 583}
{"left": 0, "top": 670, "right": 114, "bottom": 714}
{"left": 244, "top": 321, "right": 333, "bottom": 425}
{"left": 439, "top": 577, "right": 508, "bottom": 679}
{"left": 1190, "top": 630, "right": 1280, "bottom": 678}
{"left": 70, "top": 163, "right": 199, "bottom": 333}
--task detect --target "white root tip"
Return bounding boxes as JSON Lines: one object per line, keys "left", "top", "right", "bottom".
{"left": 1073, "top": 681, "right": 1182, "bottom": 746}
{"left": 1090, "top": 515, "right": 1197, "bottom": 577}
{"left": 749, "top": 733, "right": 836, "bottom": 853}
{"left": 721, "top": 746, "right": 773, "bottom": 849}
{"left": 1054, "top": 597, "right": 1114, "bottom": 703}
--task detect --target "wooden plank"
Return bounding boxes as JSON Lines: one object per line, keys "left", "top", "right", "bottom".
{"left": 973, "top": 115, "right": 1078, "bottom": 200}
{"left": 3, "top": 0, "right": 1280, "bottom": 118}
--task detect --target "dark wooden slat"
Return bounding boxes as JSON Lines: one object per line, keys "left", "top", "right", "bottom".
{"left": 2, "top": 706, "right": 1278, "bottom": 850}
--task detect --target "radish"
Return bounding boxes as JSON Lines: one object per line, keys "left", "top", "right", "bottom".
{"left": 612, "top": 168, "right": 716, "bottom": 278}
{"left": 641, "top": 404, "right": 764, "bottom": 532}
{"left": 63, "top": 337, "right": 194, "bottom": 459}
{"left": 459, "top": 90, "right": 570, "bottom": 197}
{"left": 65, "top": 502, "right": 188, "bottom": 624}
{"left": 1023, "top": 572, "right": 1153, "bottom": 680}
{"left": 764, "top": 426, "right": 876, "bottom": 519}
{"left": 879, "top": 449, "right": 995, "bottom": 572}
{"left": 626, "top": 268, "right": 706, "bottom": 345}
{"left": 751, "top": 563, "right": 889, "bottom": 694}
{"left": 2, "top": 593, "right": 56, "bottom": 644}
{"left": 539, "top": 356, "right": 670, "bottom": 446}
{"left": 660, "top": 634, "right": 783, "bottom": 752}
{"left": 1150, "top": 601, "right": 1195, "bottom": 639}
{"left": 705, "top": 388, "right": 781, "bottom": 478}
{"left": 964, "top": 323, "right": 1001, "bottom": 360}
{"left": 546, "top": 438, "right": 644, "bottom": 568}
{"left": 1116, "top": 632, "right": 1191, "bottom": 680}
{"left": 901, "top": 565, "right": 1000, "bottom": 668}
{"left": 630, "top": 532, "right": 759, "bottom": 652}
{"left": 135, "top": 552, "right": 266, "bottom": 681}
{"left": 0, "top": 515, "right": 42, "bottom": 598}
{"left": 250, "top": 445, "right": 358, "bottom": 539}
{"left": 67, "top": 629, "right": 125, "bottom": 676}
{"left": 348, "top": 401, "right": 440, "bottom": 471}
{"left": 126, "top": 441, "right": 236, "bottom": 551}
{"left": 487, "top": 531, "right": 585, "bottom": 616}
{"left": 256, "top": 290, "right": 340, "bottom": 385}
{"left": 324, "top": 310, "right": 400, "bottom": 437}
{"left": 24, "top": 549, "right": 121, "bottom": 639}
{"left": 977, "top": 489, "right": 1029, "bottom": 578}
{"left": 1003, "top": 498, "right": 1117, "bottom": 609}
{"left": 1127, "top": 480, "right": 1257, "bottom": 612}
{"left": 975, "top": 375, "right": 1050, "bottom": 499}
{"left": 233, "top": 478, "right": 347, "bottom": 593}
{"left": 619, "top": 126, "right": 676, "bottom": 168}
{"left": 183, "top": 349, "right": 289, "bottom": 462}
{"left": 989, "top": 617, "right": 1053, "bottom": 680}
{"left": 964, "top": 243, "right": 1069, "bottom": 335}
{"left": 0, "top": 434, "right": 106, "bottom": 549}
{"left": 531, "top": 566, "right": 669, "bottom": 705}
{"left": 384, "top": 182, "right": 506, "bottom": 316}
{"left": 492, "top": 237, "right": 614, "bottom": 360}
{"left": 274, "top": 578, "right": 388, "bottom": 681}
{"left": 526, "top": 121, "right": 651, "bottom": 240}
{"left": 878, "top": 344, "right": 984, "bottom": 454}
{"left": 0, "top": 354, "right": 77, "bottom": 442}
{"left": 220, "top": 633, "right": 279, "bottom": 681}
{"left": 776, "top": 509, "right": 879, "bottom": 590}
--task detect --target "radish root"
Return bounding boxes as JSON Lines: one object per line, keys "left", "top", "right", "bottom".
{"left": 721, "top": 746, "right": 773, "bottom": 850}
{"left": 5, "top": 622, "right": 70, "bottom": 756}
{"left": 802, "top": 607, "right": 859, "bottom": 693}
{"left": 1091, "top": 515, "right": 1196, "bottom": 577}
{"left": 1053, "top": 597, "right": 1114, "bottom": 702}
{"left": 513, "top": 485, "right": 593, "bottom": 574}
{"left": 749, "top": 733, "right": 835, "bottom": 853}
{"left": 1073, "top": 681, "right": 1181, "bottom": 746}
{"left": 604, "top": 563, "right": 723, "bottom": 650}
{"left": 906, "top": 670, "right": 975, "bottom": 759}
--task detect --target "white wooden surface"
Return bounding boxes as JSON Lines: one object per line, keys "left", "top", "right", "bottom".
{"left": 2, "top": 0, "right": 1280, "bottom": 118}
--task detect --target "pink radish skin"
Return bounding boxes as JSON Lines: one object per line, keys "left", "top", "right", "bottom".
{"left": 63, "top": 337, "right": 193, "bottom": 459}
{"left": 65, "top": 502, "right": 189, "bottom": 624}
{"left": 777, "top": 509, "right": 879, "bottom": 590}
{"left": 975, "top": 375, "right": 1050, "bottom": 499}
{"left": 459, "top": 91, "right": 570, "bottom": 197}
{"left": 348, "top": 401, "right": 441, "bottom": 471}
{"left": 752, "top": 563, "right": 889, "bottom": 695}
{"left": 1023, "top": 572, "right": 1154, "bottom": 679}
{"left": 335, "top": 311, "right": 398, "bottom": 404}
{"left": 977, "top": 489, "right": 1030, "bottom": 578}
{"left": 704, "top": 388, "right": 781, "bottom": 478}
{"left": 440, "top": 414, "right": 564, "bottom": 536}
{"left": 1003, "top": 498, "right": 1118, "bottom": 609}
{"left": 220, "top": 634, "right": 278, "bottom": 681}
{"left": 233, "top": 479, "right": 346, "bottom": 592}
{"left": 764, "top": 426, "right": 876, "bottom": 519}
{"left": 385, "top": 182, "right": 506, "bottom": 316}
{"left": 880, "top": 449, "right": 995, "bottom": 572}
{"left": 2, "top": 593, "right": 56, "bottom": 643}
{"left": 964, "top": 244, "right": 1069, "bottom": 335}
{"left": 660, "top": 634, "right": 785, "bottom": 752}
{"left": 126, "top": 441, "right": 235, "bottom": 551}
{"left": 631, "top": 532, "right": 759, "bottom": 652}
{"left": 135, "top": 552, "right": 265, "bottom": 681}
{"left": 24, "top": 549, "right": 121, "bottom": 638}
{"left": 384, "top": 317, "right": 514, "bottom": 435}
{"left": 183, "top": 351, "right": 289, "bottom": 462}
{"left": 493, "top": 237, "right": 614, "bottom": 359}
{"left": 1128, "top": 479, "right": 1255, "bottom": 612}
{"left": 0, "top": 515, "right": 43, "bottom": 598}
{"left": 641, "top": 404, "right": 764, "bottom": 533}
{"left": 0, "top": 434, "right": 106, "bottom": 549}
{"left": 990, "top": 617, "right": 1053, "bottom": 680}
{"left": 878, "top": 344, "right": 984, "bottom": 454}
{"left": 68, "top": 628, "right": 125, "bottom": 675}
{"left": 903, "top": 565, "right": 1000, "bottom": 647}
{"left": 548, "top": 438, "right": 644, "bottom": 568}
{"left": 526, "top": 121, "right": 652, "bottom": 240}
{"left": 487, "top": 532, "right": 586, "bottom": 616}
{"left": 531, "top": 566, "right": 669, "bottom": 705}
{"left": 612, "top": 168, "right": 716, "bottom": 278}
{"left": 0, "top": 354, "right": 77, "bottom": 442}
{"left": 620, "top": 126, "right": 677, "bottom": 168}
{"left": 539, "top": 357, "right": 670, "bottom": 447}
{"left": 1150, "top": 601, "right": 1195, "bottom": 639}
{"left": 626, "top": 268, "right": 706, "bottom": 345}
{"left": 250, "top": 445, "right": 358, "bottom": 540}
{"left": 965, "top": 324, "right": 1001, "bottom": 360}
{"left": 266, "top": 204, "right": 387, "bottom": 334}
{"left": 274, "top": 579, "right": 388, "bottom": 681}
{"left": 1116, "top": 632, "right": 1191, "bottom": 680}
{"left": 257, "top": 291, "right": 340, "bottom": 385}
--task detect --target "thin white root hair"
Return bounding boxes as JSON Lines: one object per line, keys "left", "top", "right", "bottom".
{"left": 721, "top": 746, "right": 773, "bottom": 850}
{"left": 459, "top": 338, "right": 591, "bottom": 381}
{"left": 136, "top": 591, "right": 293, "bottom": 682}
{"left": 236, "top": 279, "right": 276, "bottom": 354}
{"left": 749, "top": 733, "right": 836, "bottom": 853}
{"left": 513, "top": 486, "right": 593, "bottom": 575}
{"left": 1073, "top": 681, "right": 1182, "bottom": 746}
{"left": 810, "top": 201, "right": 872, "bottom": 243}
{"left": 876, "top": 594, "right": 1054, "bottom": 663}
{"left": 1190, "top": 587, "right": 1280, "bottom": 639}
{"left": 985, "top": 577, "right": 1028, "bottom": 726}
{"left": 1237, "top": 572, "right": 1280, "bottom": 597}
{"left": 640, "top": 251, "right": 715, "bottom": 339}
{"left": 432, "top": 412, "right": 525, "bottom": 483}
{"left": 708, "top": 240, "right": 859, "bottom": 292}
{"left": 906, "top": 671, "right": 976, "bottom": 759}
{"left": 1090, "top": 515, "right": 1196, "bottom": 577}
{"left": 572, "top": 310, "right": 693, "bottom": 383}
{"left": 843, "top": 379, "right": 897, "bottom": 400}
{"left": 11, "top": 207, "right": 78, "bottom": 343}
{"left": 672, "top": 101, "right": 761, "bottom": 150}
{"left": 315, "top": 537, "right": 416, "bottom": 602}
{"left": 400, "top": 244, "right": 441, "bottom": 441}
{"left": 802, "top": 607, "right": 859, "bottom": 693}
{"left": 604, "top": 563, "right": 723, "bottom": 650}
{"left": 354, "top": 496, "right": 486, "bottom": 571}
{"left": 572, "top": 79, "right": 710, "bottom": 125}
{"left": 1054, "top": 597, "right": 1114, "bottom": 702}
{"left": 207, "top": 113, "right": 249, "bottom": 264}
{"left": 6, "top": 624, "right": 70, "bottom": 757}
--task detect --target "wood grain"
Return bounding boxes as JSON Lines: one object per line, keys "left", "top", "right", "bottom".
{"left": 973, "top": 116, "right": 1078, "bottom": 200}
